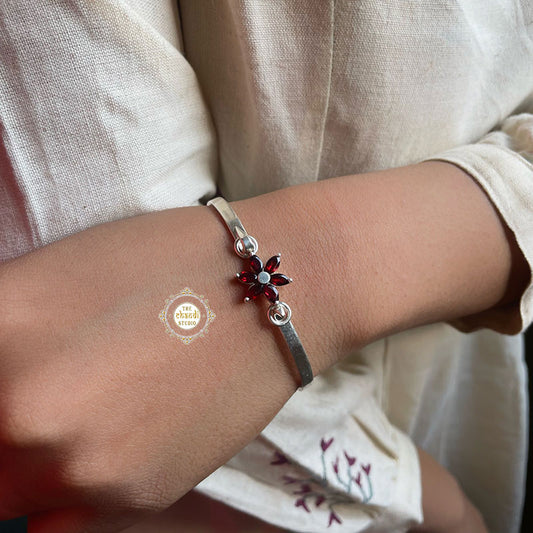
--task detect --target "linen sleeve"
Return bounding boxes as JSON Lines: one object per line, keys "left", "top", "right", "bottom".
{"left": 418, "top": 111, "right": 533, "bottom": 335}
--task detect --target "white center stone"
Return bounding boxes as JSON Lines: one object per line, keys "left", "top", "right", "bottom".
{"left": 258, "top": 271, "right": 271, "bottom": 284}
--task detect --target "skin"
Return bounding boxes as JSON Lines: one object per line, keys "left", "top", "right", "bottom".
{"left": 0, "top": 160, "right": 526, "bottom": 532}
{"left": 410, "top": 448, "right": 488, "bottom": 533}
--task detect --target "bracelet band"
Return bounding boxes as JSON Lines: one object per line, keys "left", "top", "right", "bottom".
{"left": 206, "top": 196, "right": 313, "bottom": 390}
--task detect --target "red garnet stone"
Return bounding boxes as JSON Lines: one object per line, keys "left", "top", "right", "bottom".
{"left": 236, "top": 253, "right": 292, "bottom": 303}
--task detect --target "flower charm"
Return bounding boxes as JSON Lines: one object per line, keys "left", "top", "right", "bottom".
{"left": 236, "top": 253, "right": 292, "bottom": 303}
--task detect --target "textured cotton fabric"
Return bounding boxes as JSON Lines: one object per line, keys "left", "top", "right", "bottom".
{"left": 1, "top": 1, "right": 532, "bottom": 532}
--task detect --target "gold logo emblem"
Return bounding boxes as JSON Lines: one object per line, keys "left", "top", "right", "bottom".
{"left": 159, "top": 287, "right": 215, "bottom": 345}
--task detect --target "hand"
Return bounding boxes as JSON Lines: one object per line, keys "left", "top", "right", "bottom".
{"left": 0, "top": 189, "right": 358, "bottom": 532}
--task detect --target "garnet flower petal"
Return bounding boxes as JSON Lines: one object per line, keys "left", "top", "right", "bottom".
{"left": 237, "top": 271, "right": 257, "bottom": 283}
{"left": 270, "top": 273, "right": 292, "bottom": 286}
{"left": 244, "top": 283, "right": 263, "bottom": 302}
{"left": 249, "top": 255, "right": 263, "bottom": 273}
{"left": 265, "top": 254, "right": 281, "bottom": 274}
{"left": 263, "top": 284, "right": 279, "bottom": 302}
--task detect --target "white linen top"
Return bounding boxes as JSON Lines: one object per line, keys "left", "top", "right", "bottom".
{"left": 1, "top": 1, "right": 532, "bottom": 532}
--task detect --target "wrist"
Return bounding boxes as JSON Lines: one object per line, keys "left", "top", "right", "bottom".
{"left": 229, "top": 184, "right": 367, "bottom": 375}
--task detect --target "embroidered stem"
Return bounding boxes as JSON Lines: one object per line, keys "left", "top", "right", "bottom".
{"left": 346, "top": 466, "right": 353, "bottom": 495}
{"left": 321, "top": 451, "right": 327, "bottom": 482}
{"left": 333, "top": 467, "right": 351, "bottom": 492}
{"left": 365, "top": 474, "right": 374, "bottom": 503}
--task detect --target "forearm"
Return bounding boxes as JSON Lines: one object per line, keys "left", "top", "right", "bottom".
{"left": 411, "top": 447, "right": 487, "bottom": 533}
{"left": 279, "top": 159, "right": 530, "bottom": 343}
{"left": 236, "top": 158, "right": 529, "bottom": 355}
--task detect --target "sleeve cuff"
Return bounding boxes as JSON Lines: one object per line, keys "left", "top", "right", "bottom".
{"left": 419, "top": 141, "right": 533, "bottom": 335}
{"left": 363, "top": 426, "right": 423, "bottom": 532}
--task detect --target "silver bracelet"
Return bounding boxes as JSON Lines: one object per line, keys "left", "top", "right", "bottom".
{"left": 206, "top": 196, "right": 313, "bottom": 390}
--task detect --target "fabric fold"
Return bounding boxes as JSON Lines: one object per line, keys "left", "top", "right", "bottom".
{"left": 419, "top": 112, "right": 533, "bottom": 334}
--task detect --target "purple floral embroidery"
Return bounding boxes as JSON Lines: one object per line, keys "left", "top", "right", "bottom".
{"left": 294, "top": 484, "right": 312, "bottom": 495}
{"left": 270, "top": 451, "right": 290, "bottom": 465}
{"left": 270, "top": 436, "right": 374, "bottom": 528}
{"left": 328, "top": 511, "right": 342, "bottom": 527}
{"left": 321, "top": 437, "right": 334, "bottom": 451}
{"left": 344, "top": 451, "right": 356, "bottom": 466}
{"left": 315, "top": 494, "right": 326, "bottom": 507}
{"left": 295, "top": 498, "right": 311, "bottom": 513}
